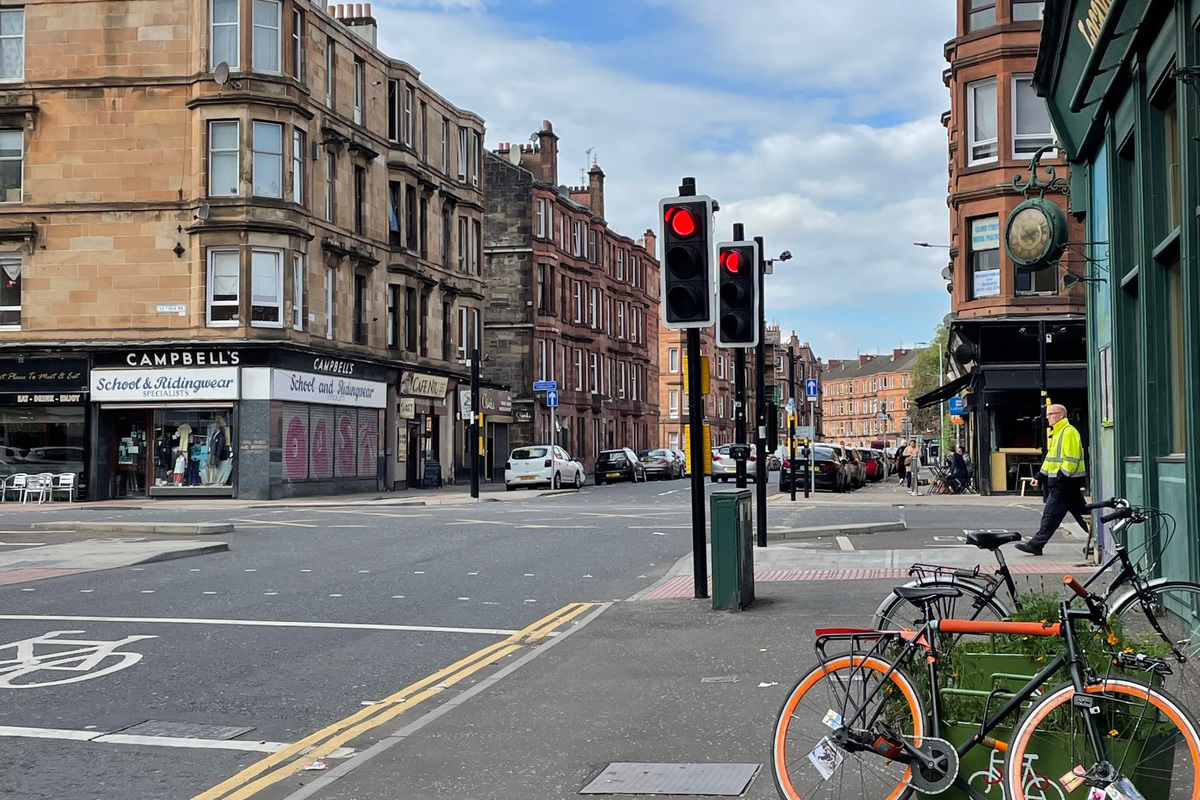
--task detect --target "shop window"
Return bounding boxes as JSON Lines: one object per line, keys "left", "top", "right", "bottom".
{"left": 252, "top": 0, "right": 281, "bottom": 74}
{"left": 0, "top": 406, "right": 84, "bottom": 477}
{"left": 966, "top": 78, "right": 997, "bottom": 165}
{"left": 208, "top": 120, "right": 239, "bottom": 197}
{"left": 249, "top": 249, "right": 282, "bottom": 326}
{"left": 334, "top": 407, "right": 356, "bottom": 477}
{"left": 210, "top": 0, "right": 238, "bottom": 70}
{"left": 0, "top": 255, "right": 19, "bottom": 328}
{"left": 154, "top": 411, "right": 234, "bottom": 489}
{"left": 1012, "top": 75, "right": 1055, "bottom": 158}
{"left": 309, "top": 405, "right": 334, "bottom": 479}
{"left": 207, "top": 248, "right": 240, "bottom": 326}
{"left": 967, "top": 0, "right": 995, "bottom": 30}
{"left": 252, "top": 121, "right": 283, "bottom": 198}
{"left": 968, "top": 216, "right": 1000, "bottom": 299}
{"left": 1011, "top": 0, "right": 1043, "bottom": 20}
{"left": 283, "top": 404, "right": 380, "bottom": 482}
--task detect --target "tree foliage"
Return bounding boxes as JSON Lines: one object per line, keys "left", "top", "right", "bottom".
{"left": 907, "top": 325, "right": 950, "bottom": 449}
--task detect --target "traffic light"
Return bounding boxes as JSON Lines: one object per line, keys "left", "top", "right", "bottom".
{"left": 715, "top": 240, "right": 760, "bottom": 347}
{"left": 658, "top": 195, "right": 714, "bottom": 328}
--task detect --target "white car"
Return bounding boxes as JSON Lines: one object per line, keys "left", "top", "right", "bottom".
{"left": 504, "top": 445, "right": 585, "bottom": 491}
{"left": 710, "top": 444, "right": 758, "bottom": 483}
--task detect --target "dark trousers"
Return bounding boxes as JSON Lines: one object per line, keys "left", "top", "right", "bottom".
{"left": 1029, "top": 478, "right": 1088, "bottom": 549}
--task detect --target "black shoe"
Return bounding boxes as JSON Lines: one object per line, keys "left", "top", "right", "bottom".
{"left": 1015, "top": 542, "right": 1043, "bottom": 556}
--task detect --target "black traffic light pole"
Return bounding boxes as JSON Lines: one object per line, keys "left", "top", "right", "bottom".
{"left": 469, "top": 347, "right": 480, "bottom": 499}
{"left": 754, "top": 236, "right": 768, "bottom": 546}
{"left": 732, "top": 223, "right": 747, "bottom": 490}
{"left": 788, "top": 346, "right": 797, "bottom": 503}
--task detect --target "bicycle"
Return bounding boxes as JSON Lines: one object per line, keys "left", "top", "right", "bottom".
{"left": 772, "top": 577, "right": 1200, "bottom": 800}
{"left": 872, "top": 497, "right": 1200, "bottom": 711}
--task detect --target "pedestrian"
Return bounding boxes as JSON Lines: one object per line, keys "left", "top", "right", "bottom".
{"left": 903, "top": 438, "right": 921, "bottom": 495}
{"left": 1017, "top": 404, "right": 1088, "bottom": 555}
{"left": 947, "top": 446, "right": 969, "bottom": 493}
{"left": 894, "top": 444, "right": 907, "bottom": 485}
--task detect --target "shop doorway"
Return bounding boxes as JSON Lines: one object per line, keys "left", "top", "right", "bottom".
{"left": 107, "top": 410, "right": 151, "bottom": 498}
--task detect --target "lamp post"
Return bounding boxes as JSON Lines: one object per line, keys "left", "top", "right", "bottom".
{"left": 914, "top": 340, "right": 944, "bottom": 460}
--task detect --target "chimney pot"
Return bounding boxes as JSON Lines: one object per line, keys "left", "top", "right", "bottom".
{"left": 355, "top": 3, "right": 363, "bottom": 17}
{"left": 328, "top": 5, "right": 336, "bottom": 15}
{"left": 364, "top": 2, "right": 371, "bottom": 16}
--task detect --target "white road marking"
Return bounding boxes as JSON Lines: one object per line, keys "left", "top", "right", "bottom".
{"left": 230, "top": 519, "right": 320, "bottom": 529}
{"left": 0, "top": 725, "right": 356, "bottom": 756}
{"left": 0, "top": 614, "right": 518, "bottom": 636}
{"left": 445, "top": 519, "right": 514, "bottom": 526}
{"left": 629, "top": 525, "right": 692, "bottom": 530}
{"left": 836, "top": 536, "right": 854, "bottom": 551}
{"left": 329, "top": 525, "right": 370, "bottom": 528}
{"left": 657, "top": 490, "right": 679, "bottom": 496}
{"left": 0, "top": 542, "right": 46, "bottom": 546}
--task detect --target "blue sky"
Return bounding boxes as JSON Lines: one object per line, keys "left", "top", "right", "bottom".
{"left": 374, "top": 0, "right": 956, "bottom": 359}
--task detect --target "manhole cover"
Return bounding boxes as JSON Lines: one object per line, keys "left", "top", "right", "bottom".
{"left": 119, "top": 721, "right": 254, "bottom": 740}
{"left": 580, "top": 762, "right": 759, "bottom": 795}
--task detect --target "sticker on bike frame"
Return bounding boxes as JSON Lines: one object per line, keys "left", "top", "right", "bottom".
{"left": 1060, "top": 766, "right": 1086, "bottom": 791}
{"left": 807, "top": 736, "right": 845, "bottom": 780}
{"left": 1105, "top": 777, "right": 1147, "bottom": 800}
{"left": 822, "top": 709, "right": 842, "bottom": 729}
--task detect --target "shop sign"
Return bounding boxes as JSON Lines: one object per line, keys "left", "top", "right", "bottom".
{"left": 399, "top": 371, "right": 449, "bottom": 399}
{"left": 481, "top": 389, "right": 512, "bottom": 414}
{"left": 272, "top": 368, "right": 386, "bottom": 409}
{"left": 515, "top": 409, "right": 533, "bottom": 423}
{"left": 973, "top": 269, "right": 1001, "bottom": 298}
{"left": 91, "top": 368, "right": 240, "bottom": 401}
{"left": 0, "top": 358, "right": 89, "bottom": 400}
{"left": 111, "top": 349, "right": 243, "bottom": 368}
{"left": 397, "top": 397, "right": 416, "bottom": 419}
{"left": 14, "top": 393, "right": 84, "bottom": 403}
{"left": 1075, "top": 0, "right": 1114, "bottom": 49}
{"left": 271, "top": 350, "right": 388, "bottom": 383}
{"left": 396, "top": 424, "right": 409, "bottom": 457}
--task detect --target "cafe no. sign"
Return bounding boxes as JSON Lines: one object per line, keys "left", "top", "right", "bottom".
{"left": 91, "top": 368, "right": 240, "bottom": 402}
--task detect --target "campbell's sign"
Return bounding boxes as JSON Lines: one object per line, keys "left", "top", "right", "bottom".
{"left": 92, "top": 368, "right": 240, "bottom": 401}
{"left": 122, "top": 349, "right": 241, "bottom": 367}
{"left": 271, "top": 368, "right": 386, "bottom": 409}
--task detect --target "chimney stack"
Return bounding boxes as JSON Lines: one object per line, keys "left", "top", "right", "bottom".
{"left": 587, "top": 163, "right": 605, "bottom": 221}
{"left": 536, "top": 120, "right": 558, "bottom": 185}
{"left": 859, "top": 354, "right": 871, "bottom": 367}
{"left": 332, "top": 2, "right": 377, "bottom": 47}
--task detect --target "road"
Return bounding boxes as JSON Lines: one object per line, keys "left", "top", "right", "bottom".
{"left": 0, "top": 476, "right": 1048, "bottom": 800}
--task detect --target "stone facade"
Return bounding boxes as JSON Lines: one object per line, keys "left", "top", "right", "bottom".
{"left": 484, "top": 122, "right": 660, "bottom": 471}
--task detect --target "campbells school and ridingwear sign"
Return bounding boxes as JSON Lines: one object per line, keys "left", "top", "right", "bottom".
{"left": 91, "top": 368, "right": 240, "bottom": 401}
{"left": 270, "top": 369, "right": 387, "bottom": 409}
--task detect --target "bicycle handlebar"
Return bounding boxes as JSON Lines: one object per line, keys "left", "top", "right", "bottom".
{"left": 1101, "top": 507, "right": 1133, "bottom": 524}
{"left": 1083, "top": 498, "right": 1120, "bottom": 512}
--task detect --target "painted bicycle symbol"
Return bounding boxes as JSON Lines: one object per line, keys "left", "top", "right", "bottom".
{"left": 0, "top": 630, "right": 157, "bottom": 689}
{"left": 968, "top": 749, "right": 1065, "bottom": 800}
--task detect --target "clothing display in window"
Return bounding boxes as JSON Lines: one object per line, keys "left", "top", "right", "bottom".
{"left": 152, "top": 412, "right": 234, "bottom": 488}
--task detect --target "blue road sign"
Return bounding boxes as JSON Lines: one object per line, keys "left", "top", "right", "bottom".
{"left": 545, "top": 389, "right": 559, "bottom": 408}
{"left": 805, "top": 378, "right": 819, "bottom": 398}
{"left": 533, "top": 380, "right": 557, "bottom": 391}
{"left": 948, "top": 395, "right": 964, "bottom": 415}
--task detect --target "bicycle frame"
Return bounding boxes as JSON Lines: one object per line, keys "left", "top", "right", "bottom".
{"left": 815, "top": 605, "right": 1114, "bottom": 800}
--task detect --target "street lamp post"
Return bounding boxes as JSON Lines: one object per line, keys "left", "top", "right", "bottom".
{"left": 914, "top": 340, "right": 944, "bottom": 459}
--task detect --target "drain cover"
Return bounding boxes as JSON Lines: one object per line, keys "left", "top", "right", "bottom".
{"left": 580, "top": 762, "right": 759, "bottom": 795}
{"left": 118, "top": 721, "right": 254, "bottom": 740}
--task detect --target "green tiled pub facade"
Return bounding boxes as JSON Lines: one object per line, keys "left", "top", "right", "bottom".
{"left": 1036, "top": 0, "right": 1199, "bottom": 578}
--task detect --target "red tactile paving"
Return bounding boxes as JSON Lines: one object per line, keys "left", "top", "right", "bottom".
{"left": 0, "top": 568, "right": 87, "bottom": 586}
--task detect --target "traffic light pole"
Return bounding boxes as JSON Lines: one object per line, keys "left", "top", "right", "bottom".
{"left": 788, "top": 346, "right": 797, "bottom": 503}
{"left": 754, "top": 235, "right": 768, "bottom": 546}
{"left": 470, "top": 348, "right": 480, "bottom": 500}
{"left": 732, "top": 223, "right": 747, "bottom": 490}
{"left": 686, "top": 327, "right": 708, "bottom": 599}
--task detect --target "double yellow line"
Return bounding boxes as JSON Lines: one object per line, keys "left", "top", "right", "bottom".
{"left": 191, "top": 602, "right": 598, "bottom": 800}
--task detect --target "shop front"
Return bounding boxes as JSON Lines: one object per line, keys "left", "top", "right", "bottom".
{"left": 0, "top": 356, "right": 89, "bottom": 494}
{"left": 395, "top": 371, "right": 449, "bottom": 490}
{"left": 456, "top": 387, "right": 512, "bottom": 484}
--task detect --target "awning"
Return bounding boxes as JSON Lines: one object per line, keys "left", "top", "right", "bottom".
{"left": 913, "top": 373, "right": 972, "bottom": 410}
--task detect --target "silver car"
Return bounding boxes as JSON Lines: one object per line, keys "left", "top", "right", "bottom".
{"left": 709, "top": 444, "right": 758, "bottom": 483}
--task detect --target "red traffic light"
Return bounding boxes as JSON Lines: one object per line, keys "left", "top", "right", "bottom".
{"left": 665, "top": 206, "right": 697, "bottom": 238}
{"left": 720, "top": 249, "right": 741, "bottom": 273}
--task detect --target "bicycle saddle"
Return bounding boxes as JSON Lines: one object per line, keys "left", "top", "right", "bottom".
{"left": 893, "top": 584, "right": 962, "bottom": 602}
{"left": 965, "top": 531, "right": 1022, "bottom": 550}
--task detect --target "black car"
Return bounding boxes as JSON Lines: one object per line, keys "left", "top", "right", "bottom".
{"left": 594, "top": 448, "right": 646, "bottom": 485}
{"left": 779, "top": 444, "right": 847, "bottom": 493}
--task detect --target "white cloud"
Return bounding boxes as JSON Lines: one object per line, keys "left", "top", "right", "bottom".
{"left": 371, "top": 1, "right": 954, "bottom": 357}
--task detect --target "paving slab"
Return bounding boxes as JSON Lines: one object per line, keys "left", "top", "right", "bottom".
{"left": 0, "top": 538, "right": 229, "bottom": 586}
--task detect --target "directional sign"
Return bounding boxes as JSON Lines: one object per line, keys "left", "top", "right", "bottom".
{"left": 545, "top": 389, "right": 559, "bottom": 408}
{"left": 533, "top": 380, "right": 557, "bottom": 391}
{"left": 948, "top": 395, "right": 964, "bottom": 415}
{"left": 805, "top": 378, "right": 819, "bottom": 399}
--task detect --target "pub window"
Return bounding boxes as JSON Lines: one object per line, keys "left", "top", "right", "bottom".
{"left": 967, "top": 216, "right": 1000, "bottom": 300}
{"left": 966, "top": 78, "right": 997, "bottom": 164}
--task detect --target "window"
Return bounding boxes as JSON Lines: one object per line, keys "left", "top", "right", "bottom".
{"left": 353, "top": 165, "right": 365, "bottom": 234}
{"left": 668, "top": 390, "right": 680, "bottom": 419}
{"left": 324, "top": 37, "right": 335, "bottom": 108}
{"left": 251, "top": 248, "right": 283, "bottom": 326}
{"left": 291, "top": 129, "right": 305, "bottom": 204}
{"left": 472, "top": 308, "right": 480, "bottom": 353}
{"left": 0, "top": 129, "right": 19, "bottom": 203}
{"left": 968, "top": 216, "right": 1000, "bottom": 300}
{"left": 324, "top": 266, "right": 335, "bottom": 338}
{"left": 210, "top": 0, "right": 237, "bottom": 70}
{"left": 1015, "top": 262, "right": 1057, "bottom": 293}
{"left": 457, "top": 126, "right": 468, "bottom": 182}
{"left": 404, "top": 286, "right": 416, "bottom": 351}
{"left": 572, "top": 220, "right": 584, "bottom": 257}
{"left": 1165, "top": 258, "right": 1185, "bottom": 453}
{"left": 441, "top": 118, "right": 449, "bottom": 174}
{"left": 574, "top": 350, "right": 583, "bottom": 390}
{"left": 536, "top": 198, "right": 546, "bottom": 238}
{"left": 292, "top": 253, "right": 304, "bottom": 330}
{"left": 353, "top": 59, "right": 364, "bottom": 125}
{"left": 419, "top": 291, "right": 428, "bottom": 357}
{"left": 457, "top": 216, "right": 468, "bottom": 272}
{"left": 252, "top": 0, "right": 281, "bottom": 73}
{"left": 0, "top": 257, "right": 20, "bottom": 328}
{"left": 967, "top": 0, "right": 995, "bottom": 31}
{"left": 616, "top": 249, "right": 624, "bottom": 280}
{"left": 387, "top": 182, "right": 401, "bottom": 247}
{"left": 619, "top": 362, "right": 627, "bottom": 399}
{"left": 1012, "top": 76, "right": 1054, "bottom": 157}
{"left": 966, "top": 78, "right": 997, "bottom": 164}
{"left": 353, "top": 273, "right": 367, "bottom": 344}
{"left": 617, "top": 302, "right": 625, "bottom": 339}
{"left": 1011, "top": 0, "right": 1043, "bottom": 21}
{"left": 459, "top": 308, "right": 469, "bottom": 362}
{"left": 668, "top": 348, "right": 679, "bottom": 372}
{"left": 419, "top": 101, "right": 427, "bottom": 160}
{"left": 588, "top": 229, "right": 596, "bottom": 263}
{"left": 405, "top": 185, "right": 417, "bottom": 250}
{"left": 324, "top": 152, "right": 334, "bottom": 223}
{"left": 572, "top": 281, "right": 582, "bottom": 323}
{"left": 590, "top": 353, "right": 598, "bottom": 393}
{"left": 387, "top": 80, "right": 399, "bottom": 142}
{"left": 291, "top": 9, "right": 303, "bottom": 79}
{"left": 471, "top": 219, "right": 481, "bottom": 275}
{"left": 441, "top": 205, "right": 451, "bottom": 266}
{"left": 470, "top": 130, "right": 479, "bottom": 186}
{"left": 207, "top": 248, "right": 240, "bottom": 325}
{"left": 419, "top": 197, "right": 428, "bottom": 259}
{"left": 387, "top": 285, "right": 400, "bottom": 348}
{"left": 207, "top": 121, "right": 239, "bottom": 197}
{"left": 404, "top": 85, "right": 414, "bottom": 146}
{"left": 631, "top": 365, "right": 638, "bottom": 401}
{"left": 252, "top": 121, "right": 283, "bottom": 198}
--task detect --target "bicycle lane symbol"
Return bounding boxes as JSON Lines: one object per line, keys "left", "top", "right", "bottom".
{"left": 0, "top": 630, "right": 158, "bottom": 689}
{"left": 968, "top": 749, "right": 1065, "bottom": 800}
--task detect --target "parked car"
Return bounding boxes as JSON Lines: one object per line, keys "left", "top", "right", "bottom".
{"left": 638, "top": 448, "right": 683, "bottom": 480}
{"left": 779, "top": 444, "right": 848, "bottom": 493}
{"left": 504, "top": 445, "right": 585, "bottom": 491}
{"left": 858, "top": 448, "right": 885, "bottom": 482}
{"left": 828, "top": 443, "right": 864, "bottom": 489}
{"left": 709, "top": 444, "right": 758, "bottom": 483}
{"left": 594, "top": 448, "right": 646, "bottom": 485}
{"left": 671, "top": 449, "right": 689, "bottom": 476}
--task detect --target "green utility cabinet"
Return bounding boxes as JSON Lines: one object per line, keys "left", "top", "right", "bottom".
{"left": 711, "top": 488, "right": 755, "bottom": 610}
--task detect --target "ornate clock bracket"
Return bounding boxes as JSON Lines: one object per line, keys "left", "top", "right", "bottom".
{"left": 1012, "top": 144, "right": 1069, "bottom": 199}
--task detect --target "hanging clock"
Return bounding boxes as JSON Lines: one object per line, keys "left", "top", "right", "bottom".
{"left": 1004, "top": 198, "right": 1069, "bottom": 270}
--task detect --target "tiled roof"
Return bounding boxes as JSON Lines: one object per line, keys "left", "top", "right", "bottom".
{"left": 824, "top": 349, "right": 921, "bottom": 380}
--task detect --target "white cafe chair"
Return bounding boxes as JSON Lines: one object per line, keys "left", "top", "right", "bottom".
{"left": 52, "top": 473, "right": 77, "bottom": 502}
{"left": 22, "top": 473, "right": 52, "bottom": 504}
{"left": 3, "top": 472, "right": 27, "bottom": 503}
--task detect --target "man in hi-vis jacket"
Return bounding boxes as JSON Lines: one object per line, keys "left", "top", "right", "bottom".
{"left": 1016, "top": 404, "right": 1087, "bottom": 555}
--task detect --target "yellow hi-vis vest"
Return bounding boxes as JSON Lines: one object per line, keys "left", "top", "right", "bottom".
{"left": 1040, "top": 417, "right": 1086, "bottom": 480}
